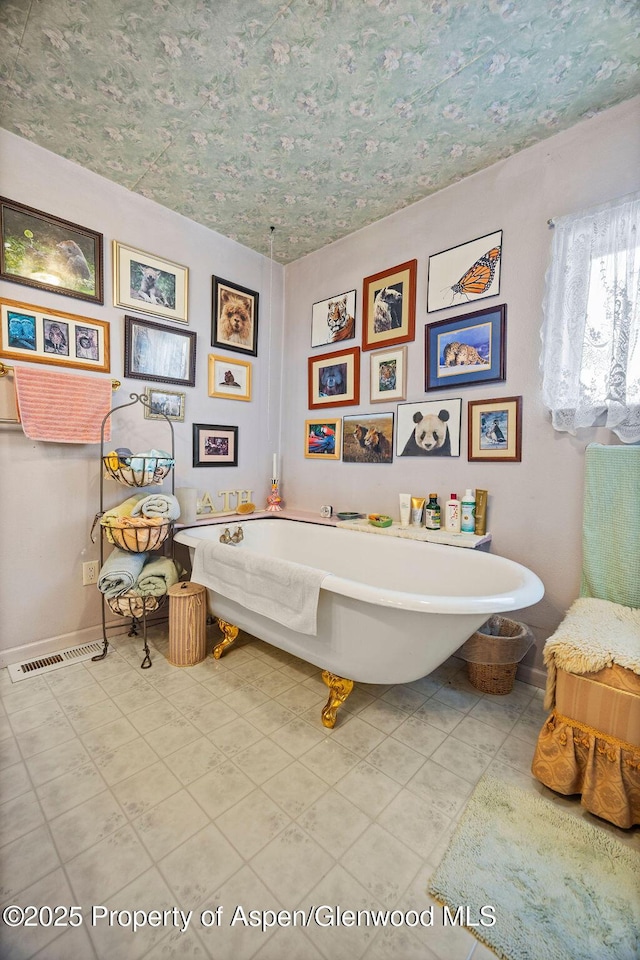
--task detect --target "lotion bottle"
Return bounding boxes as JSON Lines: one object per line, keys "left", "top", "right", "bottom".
{"left": 445, "top": 493, "right": 461, "bottom": 533}
{"left": 399, "top": 493, "right": 411, "bottom": 527}
{"left": 461, "top": 489, "right": 476, "bottom": 533}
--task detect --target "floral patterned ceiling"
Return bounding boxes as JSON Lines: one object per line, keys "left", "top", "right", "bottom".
{"left": 1, "top": 0, "right": 638, "bottom": 264}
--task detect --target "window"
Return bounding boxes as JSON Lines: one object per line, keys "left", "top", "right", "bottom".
{"left": 541, "top": 192, "right": 640, "bottom": 442}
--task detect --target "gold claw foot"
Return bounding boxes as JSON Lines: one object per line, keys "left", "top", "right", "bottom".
{"left": 321, "top": 671, "right": 354, "bottom": 728}
{"left": 212, "top": 619, "right": 239, "bottom": 659}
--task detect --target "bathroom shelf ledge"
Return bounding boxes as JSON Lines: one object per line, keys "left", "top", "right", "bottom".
{"left": 335, "top": 518, "right": 491, "bottom": 549}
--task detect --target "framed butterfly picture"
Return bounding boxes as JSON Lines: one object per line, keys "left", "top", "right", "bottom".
{"left": 426, "top": 231, "right": 502, "bottom": 313}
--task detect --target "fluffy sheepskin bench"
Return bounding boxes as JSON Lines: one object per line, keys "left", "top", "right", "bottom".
{"left": 532, "top": 597, "right": 640, "bottom": 829}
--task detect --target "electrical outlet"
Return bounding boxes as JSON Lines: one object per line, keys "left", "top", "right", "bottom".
{"left": 82, "top": 560, "right": 99, "bottom": 586}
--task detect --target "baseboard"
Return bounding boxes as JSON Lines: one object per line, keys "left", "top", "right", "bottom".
{"left": 516, "top": 663, "right": 546, "bottom": 690}
{"left": 0, "top": 618, "right": 162, "bottom": 670}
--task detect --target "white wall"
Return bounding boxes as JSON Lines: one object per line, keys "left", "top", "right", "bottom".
{"left": 282, "top": 97, "right": 640, "bottom": 680}
{"left": 0, "top": 130, "right": 284, "bottom": 659}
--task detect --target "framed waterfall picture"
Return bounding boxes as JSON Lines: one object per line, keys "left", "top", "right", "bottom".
{"left": 425, "top": 304, "right": 506, "bottom": 391}
{"left": 427, "top": 230, "right": 502, "bottom": 313}
{"left": 124, "top": 315, "right": 196, "bottom": 387}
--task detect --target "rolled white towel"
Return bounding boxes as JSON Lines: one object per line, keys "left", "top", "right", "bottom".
{"left": 131, "top": 493, "right": 181, "bottom": 520}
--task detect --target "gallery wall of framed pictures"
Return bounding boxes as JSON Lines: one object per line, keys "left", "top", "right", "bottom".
{"left": 304, "top": 229, "right": 522, "bottom": 465}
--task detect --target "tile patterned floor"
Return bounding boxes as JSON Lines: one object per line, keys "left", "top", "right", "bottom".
{"left": 0, "top": 624, "right": 637, "bottom": 960}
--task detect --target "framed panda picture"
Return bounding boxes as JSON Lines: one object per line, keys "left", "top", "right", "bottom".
{"left": 396, "top": 398, "right": 462, "bottom": 458}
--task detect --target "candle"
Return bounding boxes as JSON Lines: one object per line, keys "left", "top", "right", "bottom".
{"left": 272, "top": 453, "right": 277, "bottom": 480}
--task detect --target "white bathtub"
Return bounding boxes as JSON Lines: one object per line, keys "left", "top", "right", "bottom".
{"left": 174, "top": 518, "right": 544, "bottom": 688}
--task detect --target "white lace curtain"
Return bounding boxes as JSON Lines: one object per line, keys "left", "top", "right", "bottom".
{"left": 541, "top": 192, "right": 640, "bottom": 443}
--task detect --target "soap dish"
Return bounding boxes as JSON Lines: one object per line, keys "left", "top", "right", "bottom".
{"left": 337, "top": 511, "right": 360, "bottom": 521}
{"left": 368, "top": 514, "right": 393, "bottom": 528}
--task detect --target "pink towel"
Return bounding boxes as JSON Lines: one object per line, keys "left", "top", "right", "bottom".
{"left": 14, "top": 366, "right": 112, "bottom": 443}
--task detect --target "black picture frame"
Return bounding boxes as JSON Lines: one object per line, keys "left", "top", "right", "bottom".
{"left": 192, "top": 423, "right": 238, "bottom": 467}
{"left": 0, "top": 196, "right": 104, "bottom": 304}
{"left": 212, "top": 276, "right": 259, "bottom": 357}
{"left": 124, "top": 315, "right": 196, "bottom": 387}
{"left": 425, "top": 304, "right": 506, "bottom": 391}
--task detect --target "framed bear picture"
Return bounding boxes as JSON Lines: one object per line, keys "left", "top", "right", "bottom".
{"left": 396, "top": 398, "right": 462, "bottom": 458}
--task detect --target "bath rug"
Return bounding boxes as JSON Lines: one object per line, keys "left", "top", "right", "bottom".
{"left": 428, "top": 775, "right": 640, "bottom": 960}
{"left": 14, "top": 365, "right": 112, "bottom": 443}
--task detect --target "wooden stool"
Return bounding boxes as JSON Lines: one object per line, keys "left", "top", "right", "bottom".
{"left": 168, "top": 581, "right": 207, "bottom": 666}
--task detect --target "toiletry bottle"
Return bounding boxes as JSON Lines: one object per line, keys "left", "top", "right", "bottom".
{"left": 461, "top": 489, "right": 476, "bottom": 533}
{"left": 424, "top": 493, "right": 441, "bottom": 530}
{"left": 399, "top": 493, "right": 411, "bottom": 527}
{"left": 474, "top": 489, "right": 488, "bottom": 535}
{"left": 445, "top": 493, "right": 461, "bottom": 533}
{"left": 410, "top": 496, "right": 426, "bottom": 526}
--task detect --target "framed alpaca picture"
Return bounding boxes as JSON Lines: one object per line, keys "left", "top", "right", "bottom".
{"left": 208, "top": 354, "right": 251, "bottom": 401}
{"left": 0, "top": 197, "right": 103, "bottom": 304}
{"left": 212, "top": 276, "right": 259, "bottom": 357}
{"left": 308, "top": 346, "right": 360, "bottom": 410}
{"left": 305, "top": 418, "right": 342, "bottom": 460}
{"left": 468, "top": 396, "right": 522, "bottom": 462}
{"left": 311, "top": 290, "right": 356, "bottom": 348}
{"left": 370, "top": 345, "right": 407, "bottom": 402}
{"left": 113, "top": 241, "right": 189, "bottom": 323}
{"left": 396, "top": 398, "right": 462, "bottom": 458}
{"left": 427, "top": 230, "right": 502, "bottom": 313}
{"left": 342, "top": 412, "right": 394, "bottom": 464}
{"left": 362, "top": 259, "right": 416, "bottom": 352}
{"left": 425, "top": 304, "right": 506, "bottom": 391}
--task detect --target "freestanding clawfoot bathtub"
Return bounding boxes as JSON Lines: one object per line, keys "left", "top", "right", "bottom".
{"left": 175, "top": 519, "right": 544, "bottom": 727}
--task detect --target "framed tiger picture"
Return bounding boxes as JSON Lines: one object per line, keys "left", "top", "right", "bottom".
{"left": 426, "top": 230, "right": 502, "bottom": 313}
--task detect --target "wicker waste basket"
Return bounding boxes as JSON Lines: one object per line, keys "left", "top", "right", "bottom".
{"left": 168, "top": 581, "right": 207, "bottom": 667}
{"left": 458, "top": 615, "right": 533, "bottom": 695}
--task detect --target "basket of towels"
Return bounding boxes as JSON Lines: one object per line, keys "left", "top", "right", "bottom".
{"left": 103, "top": 448, "right": 174, "bottom": 487}
{"left": 99, "top": 550, "right": 182, "bottom": 618}
{"left": 100, "top": 492, "right": 180, "bottom": 553}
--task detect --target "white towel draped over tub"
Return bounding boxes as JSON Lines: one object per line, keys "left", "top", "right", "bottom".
{"left": 191, "top": 539, "right": 329, "bottom": 636}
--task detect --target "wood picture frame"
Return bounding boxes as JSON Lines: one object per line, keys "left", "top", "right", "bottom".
{"left": 427, "top": 230, "right": 502, "bottom": 313}
{"left": 193, "top": 423, "right": 238, "bottom": 467}
{"left": 304, "top": 418, "right": 342, "bottom": 460}
{"left": 0, "top": 197, "right": 103, "bottom": 304}
{"left": 362, "top": 259, "right": 416, "bottom": 351}
{"left": 311, "top": 289, "right": 356, "bottom": 348}
{"left": 113, "top": 241, "right": 189, "bottom": 324}
{"left": 370, "top": 345, "right": 407, "bottom": 403}
{"left": 124, "top": 315, "right": 196, "bottom": 387}
{"left": 468, "top": 395, "right": 522, "bottom": 462}
{"left": 308, "top": 346, "right": 360, "bottom": 410}
{"left": 0, "top": 297, "right": 110, "bottom": 373}
{"left": 425, "top": 304, "right": 506, "bottom": 391}
{"left": 208, "top": 354, "right": 252, "bottom": 402}
{"left": 212, "top": 276, "right": 259, "bottom": 357}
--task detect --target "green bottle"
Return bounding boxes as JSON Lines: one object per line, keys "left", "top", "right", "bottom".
{"left": 425, "top": 493, "right": 441, "bottom": 530}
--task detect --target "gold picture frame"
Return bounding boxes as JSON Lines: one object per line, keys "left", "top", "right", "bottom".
{"left": 304, "top": 418, "right": 342, "bottom": 460}
{"left": 208, "top": 354, "right": 252, "bottom": 402}
{"left": 0, "top": 297, "right": 110, "bottom": 373}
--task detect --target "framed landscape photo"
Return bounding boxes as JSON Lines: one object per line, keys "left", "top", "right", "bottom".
{"left": 468, "top": 395, "right": 522, "bottom": 462}
{"left": 311, "top": 290, "right": 356, "bottom": 348}
{"left": 305, "top": 418, "right": 342, "bottom": 460}
{"left": 124, "top": 315, "right": 196, "bottom": 387}
{"left": 396, "top": 398, "right": 462, "bottom": 458}
{"left": 193, "top": 423, "right": 238, "bottom": 467}
{"left": 427, "top": 230, "right": 502, "bottom": 313}
{"left": 0, "top": 297, "right": 110, "bottom": 373}
{"left": 143, "top": 386, "right": 185, "bottom": 422}
{"left": 113, "top": 241, "right": 189, "bottom": 324}
{"left": 343, "top": 412, "right": 394, "bottom": 464}
{"left": 0, "top": 197, "right": 103, "bottom": 304}
{"left": 362, "top": 259, "right": 416, "bottom": 352}
{"left": 212, "top": 276, "right": 259, "bottom": 357}
{"left": 308, "top": 346, "right": 360, "bottom": 410}
{"left": 370, "top": 345, "right": 407, "bottom": 403}
{"left": 208, "top": 354, "right": 251, "bottom": 402}
{"left": 425, "top": 304, "right": 506, "bottom": 391}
